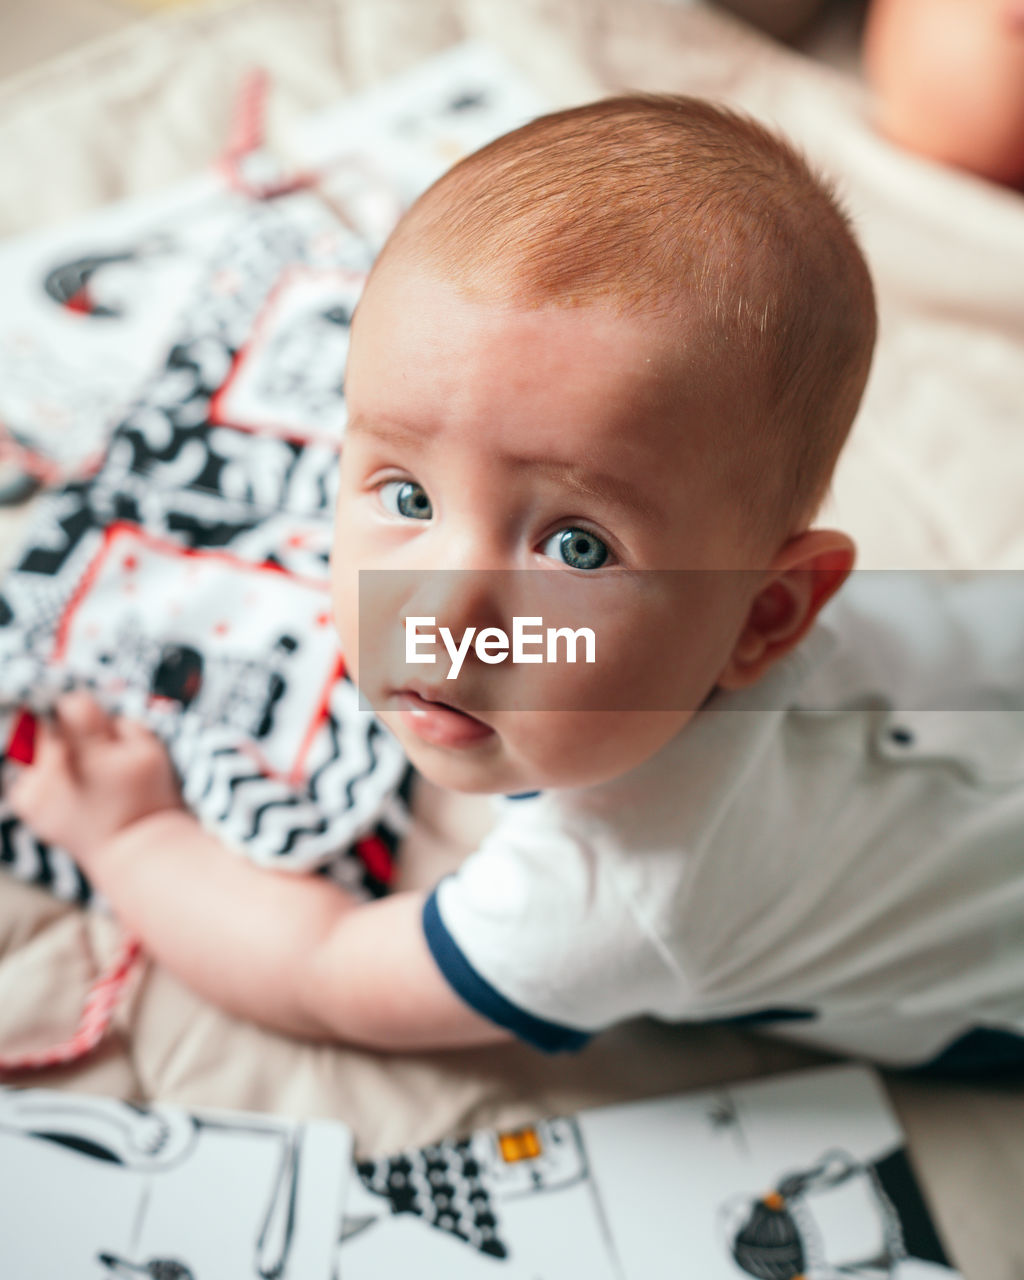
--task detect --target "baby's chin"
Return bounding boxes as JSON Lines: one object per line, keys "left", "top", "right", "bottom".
{"left": 373, "top": 706, "right": 518, "bottom": 794}
{"left": 404, "top": 745, "right": 535, "bottom": 796}
{"left": 380, "top": 708, "right": 581, "bottom": 796}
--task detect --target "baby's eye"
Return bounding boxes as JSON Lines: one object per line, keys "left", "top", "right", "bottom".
{"left": 379, "top": 480, "right": 432, "bottom": 521}
{"left": 541, "top": 527, "right": 609, "bottom": 571}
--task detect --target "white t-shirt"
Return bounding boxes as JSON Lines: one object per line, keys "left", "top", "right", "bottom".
{"left": 422, "top": 573, "right": 1024, "bottom": 1067}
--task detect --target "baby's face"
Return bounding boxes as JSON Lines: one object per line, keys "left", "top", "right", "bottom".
{"left": 332, "top": 264, "right": 761, "bottom": 794}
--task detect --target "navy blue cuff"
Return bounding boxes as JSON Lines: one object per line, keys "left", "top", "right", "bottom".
{"left": 422, "top": 888, "right": 591, "bottom": 1054}
{"left": 912, "top": 1026, "right": 1024, "bottom": 1078}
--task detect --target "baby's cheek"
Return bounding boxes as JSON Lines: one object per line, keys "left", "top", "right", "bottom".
{"left": 330, "top": 500, "right": 370, "bottom": 674}
{"left": 329, "top": 564, "right": 359, "bottom": 677}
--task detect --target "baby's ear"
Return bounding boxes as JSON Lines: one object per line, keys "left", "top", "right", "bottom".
{"left": 717, "top": 530, "right": 856, "bottom": 691}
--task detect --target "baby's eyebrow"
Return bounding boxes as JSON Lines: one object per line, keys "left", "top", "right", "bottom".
{"left": 347, "top": 414, "right": 654, "bottom": 519}
{"left": 527, "top": 459, "right": 656, "bottom": 520}
{"left": 346, "top": 414, "right": 428, "bottom": 445}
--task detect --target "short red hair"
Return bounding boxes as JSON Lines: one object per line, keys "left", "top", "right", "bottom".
{"left": 373, "top": 95, "right": 876, "bottom": 549}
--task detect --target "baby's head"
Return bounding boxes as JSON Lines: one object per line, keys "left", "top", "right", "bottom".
{"left": 332, "top": 95, "right": 876, "bottom": 795}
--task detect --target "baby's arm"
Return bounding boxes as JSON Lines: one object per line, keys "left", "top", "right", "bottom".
{"left": 6, "top": 692, "right": 508, "bottom": 1051}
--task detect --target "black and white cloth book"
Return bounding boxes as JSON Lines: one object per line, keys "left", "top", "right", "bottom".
{"left": 0, "top": 43, "right": 544, "bottom": 904}
{"left": 0, "top": 1064, "right": 961, "bottom": 1278}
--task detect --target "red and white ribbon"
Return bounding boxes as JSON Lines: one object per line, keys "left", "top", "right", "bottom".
{"left": 0, "top": 933, "right": 142, "bottom": 1074}
{"left": 217, "top": 67, "right": 321, "bottom": 200}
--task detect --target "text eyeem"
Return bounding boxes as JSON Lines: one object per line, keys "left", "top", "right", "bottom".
{"left": 406, "top": 616, "right": 597, "bottom": 680}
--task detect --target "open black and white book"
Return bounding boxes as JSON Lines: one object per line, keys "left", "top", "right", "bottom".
{"left": 1, "top": 1064, "right": 959, "bottom": 1278}
{"left": 0, "top": 1084, "right": 352, "bottom": 1277}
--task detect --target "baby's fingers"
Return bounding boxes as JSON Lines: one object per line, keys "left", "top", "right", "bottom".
{"left": 90, "top": 718, "right": 183, "bottom": 807}
{"left": 55, "top": 690, "right": 116, "bottom": 741}
{"left": 111, "top": 714, "right": 159, "bottom": 743}
{"left": 27, "top": 714, "right": 75, "bottom": 777}
{"left": 6, "top": 717, "right": 77, "bottom": 819}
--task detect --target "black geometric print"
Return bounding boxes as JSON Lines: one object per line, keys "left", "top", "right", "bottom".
{"left": 357, "top": 1138, "right": 509, "bottom": 1260}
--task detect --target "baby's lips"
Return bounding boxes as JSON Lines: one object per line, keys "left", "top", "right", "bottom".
{"left": 6, "top": 709, "right": 38, "bottom": 765}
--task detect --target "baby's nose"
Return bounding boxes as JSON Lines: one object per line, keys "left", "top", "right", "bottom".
{"left": 412, "top": 568, "right": 507, "bottom": 641}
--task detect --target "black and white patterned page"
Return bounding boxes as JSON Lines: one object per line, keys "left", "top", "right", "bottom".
{"left": 579, "top": 1065, "right": 960, "bottom": 1280}
{"left": 92, "top": 192, "right": 369, "bottom": 527}
{"left": 0, "top": 175, "right": 232, "bottom": 488}
{"left": 334, "top": 1067, "right": 960, "bottom": 1279}
{"left": 338, "top": 1115, "right": 623, "bottom": 1279}
{"left": 0, "top": 1085, "right": 352, "bottom": 1279}
{"left": 0, "top": 496, "right": 409, "bottom": 892}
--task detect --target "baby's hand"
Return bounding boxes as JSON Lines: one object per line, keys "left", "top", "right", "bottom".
{"left": 6, "top": 690, "right": 185, "bottom": 869}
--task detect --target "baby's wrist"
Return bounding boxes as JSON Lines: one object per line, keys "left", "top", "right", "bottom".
{"left": 79, "top": 804, "right": 193, "bottom": 882}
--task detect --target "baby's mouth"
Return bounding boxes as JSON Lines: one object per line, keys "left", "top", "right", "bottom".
{"left": 391, "top": 685, "right": 495, "bottom": 749}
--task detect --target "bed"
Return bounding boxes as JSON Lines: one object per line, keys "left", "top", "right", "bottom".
{"left": 1, "top": 2, "right": 1022, "bottom": 1273}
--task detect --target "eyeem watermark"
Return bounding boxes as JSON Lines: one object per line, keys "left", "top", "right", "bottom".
{"left": 406, "top": 616, "right": 596, "bottom": 680}
{"left": 359, "top": 569, "right": 1024, "bottom": 711}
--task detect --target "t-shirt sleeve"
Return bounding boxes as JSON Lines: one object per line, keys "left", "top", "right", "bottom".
{"left": 421, "top": 801, "right": 675, "bottom": 1052}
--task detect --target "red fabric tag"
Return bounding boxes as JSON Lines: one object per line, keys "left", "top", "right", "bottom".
{"left": 7, "top": 709, "right": 37, "bottom": 765}
{"left": 355, "top": 834, "right": 395, "bottom": 885}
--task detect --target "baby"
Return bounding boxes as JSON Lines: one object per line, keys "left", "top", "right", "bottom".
{"left": 11, "top": 96, "right": 1024, "bottom": 1070}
